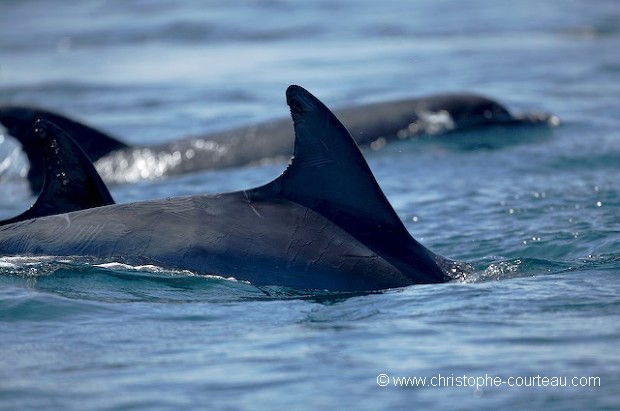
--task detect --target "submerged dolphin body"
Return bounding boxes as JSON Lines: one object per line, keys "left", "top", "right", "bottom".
{"left": 0, "top": 86, "right": 463, "bottom": 292}
{"left": 0, "top": 93, "right": 556, "bottom": 193}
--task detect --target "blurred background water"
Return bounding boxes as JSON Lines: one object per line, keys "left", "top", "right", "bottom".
{"left": 0, "top": 0, "right": 619, "bottom": 410}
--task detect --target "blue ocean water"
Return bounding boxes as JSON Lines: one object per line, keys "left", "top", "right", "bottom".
{"left": 0, "top": 0, "right": 619, "bottom": 410}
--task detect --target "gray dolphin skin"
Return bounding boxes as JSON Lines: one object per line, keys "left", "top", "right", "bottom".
{"left": 0, "top": 92, "right": 556, "bottom": 193}
{"left": 0, "top": 85, "right": 464, "bottom": 292}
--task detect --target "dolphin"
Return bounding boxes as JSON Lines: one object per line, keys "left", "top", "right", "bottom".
{"left": 0, "top": 120, "right": 115, "bottom": 225}
{"left": 0, "top": 85, "right": 466, "bottom": 292}
{"left": 0, "top": 92, "right": 556, "bottom": 193}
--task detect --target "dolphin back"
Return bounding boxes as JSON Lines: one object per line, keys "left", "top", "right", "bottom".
{"left": 0, "top": 86, "right": 451, "bottom": 291}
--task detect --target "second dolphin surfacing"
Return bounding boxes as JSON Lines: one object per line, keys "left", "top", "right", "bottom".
{"left": 0, "top": 86, "right": 467, "bottom": 292}
{"left": 0, "top": 92, "right": 557, "bottom": 193}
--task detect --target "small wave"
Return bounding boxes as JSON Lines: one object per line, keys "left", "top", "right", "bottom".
{"left": 0, "top": 256, "right": 80, "bottom": 277}
{"left": 93, "top": 261, "right": 252, "bottom": 286}
{"left": 461, "top": 256, "right": 577, "bottom": 283}
{"left": 0, "top": 256, "right": 361, "bottom": 302}
{"left": 0, "top": 255, "right": 237, "bottom": 281}
{"left": 461, "top": 254, "right": 620, "bottom": 284}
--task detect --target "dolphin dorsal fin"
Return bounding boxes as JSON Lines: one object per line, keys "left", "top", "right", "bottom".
{"left": 275, "top": 85, "right": 408, "bottom": 235}
{"left": 0, "top": 106, "right": 127, "bottom": 193}
{"left": 261, "top": 85, "right": 446, "bottom": 283}
{"left": 0, "top": 120, "right": 115, "bottom": 226}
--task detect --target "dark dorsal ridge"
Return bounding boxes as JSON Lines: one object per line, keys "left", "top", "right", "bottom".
{"left": 280, "top": 85, "right": 408, "bottom": 233}
{"left": 0, "top": 119, "right": 115, "bottom": 226}
{"left": 0, "top": 106, "right": 127, "bottom": 160}
{"left": 257, "top": 85, "right": 446, "bottom": 283}
{"left": 0, "top": 106, "right": 127, "bottom": 193}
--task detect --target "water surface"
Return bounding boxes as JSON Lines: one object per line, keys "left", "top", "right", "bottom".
{"left": 0, "top": 1, "right": 618, "bottom": 410}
